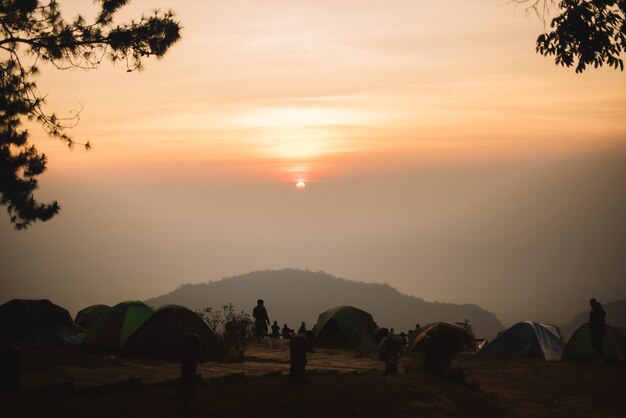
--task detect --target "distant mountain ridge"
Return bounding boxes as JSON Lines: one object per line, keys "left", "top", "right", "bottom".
{"left": 146, "top": 269, "right": 503, "bottom": 339}
{"left": 561, "top": 299, "right": 626, "bottom": 338}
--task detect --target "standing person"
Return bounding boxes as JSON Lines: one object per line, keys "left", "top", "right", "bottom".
{"left": 298, "top": 322, "right": 306, "bottom": 334}
{"left": 379, "top": 330, "right": 404, "bottom": 375}
{"left": 409, "top": 324, "right": 421, "bottom": 341}
{"left": 589, "top": 298, "right": 606, "bottom": 364}
{"left": 271, "top": 321, "right": 280, "bottom": 339}
{"left": 252, "top": 299, "right": 270, "bottom": 342}
{"left": 282, "top": 323, "right": 293, "bottom": 339}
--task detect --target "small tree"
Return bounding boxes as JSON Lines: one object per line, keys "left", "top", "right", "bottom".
{"left": 0, "top": 0, "right": 181, "bottom": 229}
{"left": 196, "top": 304, "right": 255, "bottom": 362}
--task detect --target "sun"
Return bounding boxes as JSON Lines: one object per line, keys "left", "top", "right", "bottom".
{"left": 296, "top": 181, "right": 306, "bottom": 190}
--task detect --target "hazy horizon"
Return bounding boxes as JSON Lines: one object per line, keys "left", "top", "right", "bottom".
{"left": 1, "top": 0, "right": 625, "bottom": 328}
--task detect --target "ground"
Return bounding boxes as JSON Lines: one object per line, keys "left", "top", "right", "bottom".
{"left": 4, "top": 341, "right": 625, "bottom": 418}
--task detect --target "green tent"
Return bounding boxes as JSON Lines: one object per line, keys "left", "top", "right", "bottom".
{"left": 121, "top": 305, "right": 221, "bottom": 361}
{"left": 75, "top": 304, "right": 111, "bottom": 331}
{"left": 82, "top": 301, "right": 154, "bottom": 353}
{"left": 562, "top": 323, "right": 626, "bottom": 363}
{"left": 314, "top": 306, "right": 378, "bottom": 351}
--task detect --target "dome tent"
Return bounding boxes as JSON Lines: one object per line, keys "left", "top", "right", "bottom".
{"left": 82, "top": 301, "right": 154, "bottom": 353}
{"left": 478, "top": 321, "right": 565, "bottom": 361}
{"left": 408, "top": 322, "right": 477, "bottom": 353}
{"left": 75, "top": 304, "right": 111, "bottom": 330}
{"left": 562, "top": 323, "right": 626, "bottom": 363}
{"left": 121, "top": 305, "right": 221, "bottom": 361}
{"left": 0, "top": 299, "right": 83, "bottom": 347}
{"left": 314, "top": 306, "right": 378, "bottom": 351}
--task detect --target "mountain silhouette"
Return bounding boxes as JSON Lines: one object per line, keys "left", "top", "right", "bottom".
{"left": 145, "top": 269, "right": 503, "bottom": 339}
{"left": 561, "top": 299, "right": 626, "bottom": 338}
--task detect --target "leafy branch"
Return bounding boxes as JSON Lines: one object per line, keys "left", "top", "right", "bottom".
{"left": 514, "top": 0, "right": 625, "bottom": 72}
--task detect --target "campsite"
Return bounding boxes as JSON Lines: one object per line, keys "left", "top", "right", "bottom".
{"left": 2, "top": 1, "right": 625, "bottom": 416}
{"left": 1, "top": 297, "right": 625, "bottom": 417}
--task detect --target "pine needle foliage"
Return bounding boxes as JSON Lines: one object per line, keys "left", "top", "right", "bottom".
{"left": 0, "top": 0, "right": 181, "bottom": 229}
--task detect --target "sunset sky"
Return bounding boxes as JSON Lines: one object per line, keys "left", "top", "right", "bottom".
{"left": 2, "top": 0, "right": 625, "bottom": 326}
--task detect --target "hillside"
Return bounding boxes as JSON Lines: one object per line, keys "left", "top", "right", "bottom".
{"left": 145, "top": 269, "right": 503, "bottom": 338}
{"left": 561, "top": 299, "right": 626, "bottom": 338}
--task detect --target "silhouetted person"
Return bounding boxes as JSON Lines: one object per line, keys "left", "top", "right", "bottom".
{"left": 589, "top": 298, "right": 606, "bottom": 363}
{"left": 400, "top": 332, "right": 408, "bottom": 346}
{"left": 379, "top": 331, "right": 404, "bottom": 375}
{"left": 423, "top": 327, "right": 456, "bottom": 375}
{"left": 271, "top": 321, "right": 280, "bottom": 339}
{"left": 282, "top": 324, "right": 294, "bottom": 339}
{"left": 423, "top": 332, "right": 445, "bottom": 374}
{"left": 252, "top": 299, "right": 270, "bottom": 342}
{"left": 422, "top": 325, "right": 471, "bottom": 374}
{"left": 289, "top": 334, "right": 308, "bottom": 383}
{"left": 298, "top": 322, "right": 306, "bottom": 334}
{"left": 408, "top": 323, "right": 421, "bottom": 341}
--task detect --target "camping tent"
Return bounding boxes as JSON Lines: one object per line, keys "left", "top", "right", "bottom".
{"left": 408, "top": 322, "right": 477, "bottom": 353}
{"left": 82, "top": 301, "right": 154, "bottom": 353}
{"left": 0, "top": 299, "right": 83, "bottom": 347}
{"left": 478, "top": 321, "right": 565, "bottom": 361}
{"left": 75, "top": 305, "right": 111, "bottom": 330}
{"left": 562, "top": 323, "right": 626, "bottom": 363}
{"left": 121, "top": 305, "right": 221, "bottom": 361}
{"left": 314, "top": 306, "right": 378, "bottom": 351}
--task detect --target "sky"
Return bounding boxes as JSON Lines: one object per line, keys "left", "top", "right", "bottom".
{"left": 1, "top": 0, "right": 625, "bottom": 326}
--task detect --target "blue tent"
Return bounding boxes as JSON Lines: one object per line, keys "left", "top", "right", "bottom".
{"left": 479, "top": 321, "right": 565, "bottom": 361}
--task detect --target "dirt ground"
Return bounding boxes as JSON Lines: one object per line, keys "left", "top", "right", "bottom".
{"left": 4, "top": 343, "right": 625, "bottom": 418}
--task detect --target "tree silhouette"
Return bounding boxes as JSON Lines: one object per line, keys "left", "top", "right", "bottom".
{"left": 516, "top": 0, "right": 625, "bottom": 72}
{"left": 0, "top": 0, "right": 181, "bottom": 229}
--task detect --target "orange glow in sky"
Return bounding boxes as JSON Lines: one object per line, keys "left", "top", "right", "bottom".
{"left": 30, "top": 0, "right": 626, "bottom": 181}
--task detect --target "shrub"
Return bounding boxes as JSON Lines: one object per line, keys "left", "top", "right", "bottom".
{"left": 196, "top": 304, "right": 254, "bottom": 362}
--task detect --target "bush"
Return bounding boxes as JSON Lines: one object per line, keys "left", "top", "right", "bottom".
{"left": 196, "top": 304, "right": 255, "bottom": 362}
